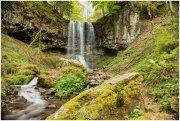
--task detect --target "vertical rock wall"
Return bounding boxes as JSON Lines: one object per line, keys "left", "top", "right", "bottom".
{"left": 1, "top": 1, "right": 69, "bottom": 50}
{"left": 94, "top": 6, "right": 140, "bottom": 51}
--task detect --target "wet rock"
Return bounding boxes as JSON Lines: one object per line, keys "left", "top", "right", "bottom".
{"left": 38, "top": 88, "right": 46, "bottom": 94}
{"left": 89, "top": 81, "right": 100, "bottom": 87}
{"left": 87, "top": 70, "right": 111, "bottom": 88}
{"left": 1, "top": 103, "right": 6, "bottom": 108}
{"left": 47, "top": 104, "right": 56, "bottom": 109}
{"left": 45, "top": 88, "right": 56, "bottom": 95}
{"left": 47, "top": 72, "right": 144, "bottom": 120}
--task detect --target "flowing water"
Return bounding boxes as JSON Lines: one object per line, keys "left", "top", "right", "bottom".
{"left": 3, "top": 77, "right": 47, "bottom": 120}
{"left": 67, "top": 21, "right": 96, "bottom": 69}
{"left": 2, "top": 77, "right": 69, "bottom": 120}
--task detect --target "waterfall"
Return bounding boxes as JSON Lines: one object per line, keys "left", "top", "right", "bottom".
{"left": 67, "top": 21, "right": 96, "bottom": 69}
{"left": 4, "top": 77, "right": 48, "bottom": 120}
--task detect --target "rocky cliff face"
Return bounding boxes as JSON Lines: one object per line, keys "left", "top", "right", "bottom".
{"left": 94, "top": 5, "right": 140, "bottom": 51}
{"left": 1, "top": 1, "right": 69, "bottom": 50}
{"left": 2, "top": 2, "right": 140, "bottom": 51}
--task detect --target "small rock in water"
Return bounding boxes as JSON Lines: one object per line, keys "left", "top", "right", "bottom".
{"left": 47, "top": 104, "right": 56, "bottom": 108}
{"left": 38, "top": 88, "right": 46, "bottom": 93}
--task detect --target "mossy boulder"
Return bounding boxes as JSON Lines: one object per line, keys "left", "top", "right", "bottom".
{"left": 46, "top": 72, "right": 143, "bottom": 120}
{"left": 59, "top": 66, "right": 86, "bottom": 78}
{"left": 17, "top": 64, "right": 39, "bottom": 75}
{"left": 38, "top": 69, "right": 59, "bottom": 88}
{"left": 58, "top": 58, "right": 87, "bottom": 71}
{"left": 38, "top": 66, "right": 87, "bottom": 89}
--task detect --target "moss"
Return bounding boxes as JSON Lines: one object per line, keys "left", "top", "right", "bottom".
{"left": 17, "top": 64, "right": 39, "bottom": 75}
{"left": 38, "top": 69, "right": 59, "bottom": 88}
{"left": 9, "top": 74, "right": 33, "bottom": 85}
{"left": 38, "top": 66, "right": 87, "bottom": 89}
{"left": 47, "top": 73, "right": 143, "bottom": 120}
{"left": 59, "top": 66, "right": 86, "bottom": 78}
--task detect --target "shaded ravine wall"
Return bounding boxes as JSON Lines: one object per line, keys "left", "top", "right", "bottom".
{"left": 93, "top": 4, "right": 140, "bottom": 51}
{"left": 1, "top": 1, "right": 69, "bottom": 50}
{"left": 1, "top": 1, "right": 140, "bottom": 51}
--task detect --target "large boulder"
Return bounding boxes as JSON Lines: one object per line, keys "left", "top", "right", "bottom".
{"left": 46, "top": 72, "right": 144, "bottom": 120}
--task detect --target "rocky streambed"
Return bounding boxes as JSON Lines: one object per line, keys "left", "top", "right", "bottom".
{"left": 1, "top": 69, "right": 111, "bottom": 120}
{"left": 1, "top": 77, "right": 71, "bottom": 120}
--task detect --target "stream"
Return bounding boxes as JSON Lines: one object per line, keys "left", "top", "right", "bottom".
{"left": 1, "top": 77, "right": 70, "bottom": 120}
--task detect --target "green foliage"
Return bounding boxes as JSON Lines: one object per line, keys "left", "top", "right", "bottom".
{"left": 29, "top": 30, "right": 45, "bottom": 51}
{"left": 68, "top": 1, "right": 85, "bottom": 21}
{"left": 102, "top": 14, "right": 178, "bottom": 113}
{"left": 96, "top": 55, "right": 114, "bottom": 68}
{"left": 48, "top": 1, "right": 73, "bottom": 17}
{"left": 90, "top": 1, "right": 122, "bottom": 22}
{"left": 148, "top": 80, "right": 179, "bottom": 111}
{"left": 133, "top": 18, "right": 178, "bottom": 112}
{"left": 26, "top": 2, "right": 55, "bottom": 19}
{"left": 155, "top": 28, "right": 178, "bottom": 54}
{"left": 55, "top": 73, "right": 89, "bottom": 98}
{"left": 128, "top": 106, "right": 144, "bottom": 119}
{"left": 9, "top": 75, "right": 33, "bottom": 85}
{"left": 1, "top": 90, "right": 6, "bottom": 98}
{"left": 91, "top": 1, "right": 121, "bottom": 16}
{"left": 136, "top": 2, "right": 168, "bottom": 19}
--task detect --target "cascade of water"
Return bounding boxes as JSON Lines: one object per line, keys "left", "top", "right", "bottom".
{"left": 79, "top": 22, "right": 84, "bottom": 56}
{"left": 67, "top": 21, "right": 96, "bottom": 69}
{"left": 4, "top": 77, "right": 47, "bottom": 120}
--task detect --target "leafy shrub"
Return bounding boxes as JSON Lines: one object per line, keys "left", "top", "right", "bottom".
{"left": 128, "top": 106, "right": 144, "bottom": 119}
{"left": 55, "top": 72, "right": 89, "bottom": 98}
{"left": 9, "top": 75, "right": 33, "bottom": 85}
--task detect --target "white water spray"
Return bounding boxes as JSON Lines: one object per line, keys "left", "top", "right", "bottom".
{"left": 67, "top": 21, "right": 96, "bottom": 69}
{"left": 4, "top": 77, "right": 48, "bottom": 120}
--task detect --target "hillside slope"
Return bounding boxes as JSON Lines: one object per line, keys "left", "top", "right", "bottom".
{"left": 97, "top": 15, "right": 179, "bottom": 119}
